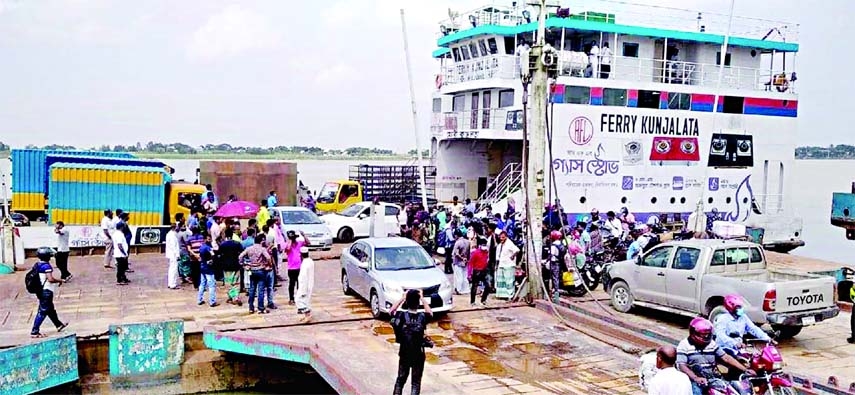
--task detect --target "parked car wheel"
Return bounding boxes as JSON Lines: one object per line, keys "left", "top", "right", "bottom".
{"left": 338, "top": 227, "right": 354, "bottom": 243}
{"left": 341, "top": 271, "right": 353, "bottom": 296}
{"left": 609, "top": 281, "right": 634, "bottom": 313}
{"left": 370, "top": 290, "right": 384, "bottom": 319}
{"left": 771, "top": 324, "right": 802, "bottom": 340}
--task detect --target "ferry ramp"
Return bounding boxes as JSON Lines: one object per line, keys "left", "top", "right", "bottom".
{"left": 204, "top": 306, "right": 645, "bottom": 395}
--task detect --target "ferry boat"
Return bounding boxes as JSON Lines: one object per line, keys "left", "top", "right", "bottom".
{"left": 429, "top": 0, "right": 803, "bottom": 252}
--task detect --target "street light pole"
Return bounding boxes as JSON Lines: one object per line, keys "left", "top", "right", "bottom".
{"left": 524, "top": 0, "right": 548, "bottom": 300}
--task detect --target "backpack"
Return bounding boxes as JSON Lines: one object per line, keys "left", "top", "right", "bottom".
{"left": 25, "top": 263, "right": 44, "bottom": 294}
{"left": 392, "top": 311, "right": 425, "bottom": 347}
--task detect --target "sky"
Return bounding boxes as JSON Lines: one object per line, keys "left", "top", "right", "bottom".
{"left": 0, "top": 0, "right": 851, "bottom": 152}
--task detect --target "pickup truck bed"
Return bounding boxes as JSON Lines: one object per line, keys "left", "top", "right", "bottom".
{"left": 714, "top": 270, "right": 819, "bottom": 284}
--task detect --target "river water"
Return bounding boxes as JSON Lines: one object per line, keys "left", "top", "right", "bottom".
{"left": 1, "top": 158, "right": 853, "bottom": 265}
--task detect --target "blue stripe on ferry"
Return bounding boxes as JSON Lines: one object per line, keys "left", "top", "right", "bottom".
{"left": 743, "top": 107, "right": 797, "bottom": 117}
{"left": 691, "top": 102, "right": 713, "bottom": 112}
{"left": 591, "top": 97, "right": 603, "bottom": 105}
{"left": 627, "top": 99, "right": 637, "bottom": 107}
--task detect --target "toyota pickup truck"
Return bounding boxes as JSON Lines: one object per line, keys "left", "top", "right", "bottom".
{"left": 604, "top": 239, "right": 839, "bottom": 339}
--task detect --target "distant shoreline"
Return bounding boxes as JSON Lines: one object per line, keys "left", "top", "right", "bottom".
{"left": 0, "top": 151, "right": 412, "bottom": 161}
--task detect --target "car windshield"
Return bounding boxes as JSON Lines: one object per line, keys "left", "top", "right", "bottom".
{"left": 317, "top": 182, "right": 338, "bottom": 204}
{"left": 340, "top": 204, "right": 367, "bottom": 217}
{"left": 374, "top": 246, "right": 435, "bottom": 271}
{"left": 280, "top": 210, "right": 324, "bottom": 225}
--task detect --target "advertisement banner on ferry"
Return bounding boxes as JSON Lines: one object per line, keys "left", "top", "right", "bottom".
{"left": 547, "top": 106, "right": 795, "bottom": 222}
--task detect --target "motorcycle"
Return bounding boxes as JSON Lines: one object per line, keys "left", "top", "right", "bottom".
{"left": 560, "top": 251, "right": 604, "bottom": 297}
{"left": 730, "top": 340, "right": 794, "bottom": 395}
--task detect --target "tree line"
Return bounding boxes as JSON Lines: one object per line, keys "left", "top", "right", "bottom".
{"left": 795, "top": 145, "right": 855, "bottom": 159}
{"left": 0, "top": 141, "right": 416, "bottom": 157}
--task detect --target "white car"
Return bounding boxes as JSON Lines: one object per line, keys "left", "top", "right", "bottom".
{"left": 322, "top": 201, "right": 405, "bottom": 242}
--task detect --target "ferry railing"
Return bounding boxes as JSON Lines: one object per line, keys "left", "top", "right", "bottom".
{"left": 440, "top": 54, "right": 518, "bottom": 85}
{"left": 557, "top": 53, "right": 797, "bottom": 94}
{"left": 753, "top": 194, "right": 787, "bottom": 215}
{"left": 477, "top": 162, "right": 523, "bottom": 206}
{"left": 439, "top": 1, "right": 798, "bottom": 42}
{"left": 435, "top": 108, "right": 519, "bottom": 136}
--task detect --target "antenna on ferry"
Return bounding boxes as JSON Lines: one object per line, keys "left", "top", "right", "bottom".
{"left": 399, "top": 9, "right": 429, "bottom": 210}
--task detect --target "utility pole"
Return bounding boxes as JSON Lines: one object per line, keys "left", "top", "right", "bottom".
{"left": 400, "top": 9, "right": 429, "bottom": 210}
{"left": 524, "top": 0, "right": 548, "bottom": 300}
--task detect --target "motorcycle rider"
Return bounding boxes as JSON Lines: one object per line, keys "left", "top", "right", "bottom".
{"left": 547, "top": 230, "right": 566, "bottom": 302}
{"left": 714, "top": 294, "right": 773, "bottom": 356}
{"left": 587, "top": 223, "right": 604, "bottom": 255}
{"left": 677, "top": 317, "right": 755, "bottom": 395}
{"left": 587, "top": 208, "right": 603, "bottom": 232}
{"left": 603, "top": 211, "right": 625, "bottom": 240}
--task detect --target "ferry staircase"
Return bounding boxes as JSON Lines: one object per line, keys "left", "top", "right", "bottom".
{"left": 476, "top": 162, "right": 522, "bottom": 208}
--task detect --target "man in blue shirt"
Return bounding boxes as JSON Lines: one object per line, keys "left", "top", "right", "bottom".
{"left": 197, "top": 235, "right": 219, "bottom": 307}
{"left": 30, "top": 247, "right": 69, "bottom": 338}
{"left": 626, "top": 234, "right": 643, "bottom": 261}
{"left": 267, "top": 190, "right": 278, "bottom": 208}
{"left": 713, "top": 294, "right": 771, "bottom": 356}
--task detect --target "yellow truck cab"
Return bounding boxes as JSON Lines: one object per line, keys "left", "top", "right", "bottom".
{"left": 316, "top": 180, "right": 363, "bottom": 214}
{"left": 165, "top": 182, "right": 208, "bottom": 223}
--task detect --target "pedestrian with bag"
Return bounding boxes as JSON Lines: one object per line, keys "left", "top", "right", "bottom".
{"left": 27, "top": 247, "right": 69, "bottom": 338}
{"left": 390, "top": 289, "right": 433, "bottom": 395}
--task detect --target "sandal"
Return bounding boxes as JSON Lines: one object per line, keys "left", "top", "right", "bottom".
{"left": 57, "top": 322, "right": 69, "bottom": 332}
{"left": 31, "top": 333, "right": 46, "bottom": 338}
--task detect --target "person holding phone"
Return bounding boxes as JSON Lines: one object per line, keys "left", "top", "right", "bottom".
{"left": 390, "top": 289, "right": 432, "bottom": 395}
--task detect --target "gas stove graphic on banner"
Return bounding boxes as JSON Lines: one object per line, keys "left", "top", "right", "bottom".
{"left": 648, "top": 136, "right": 700, "bottom": 166}
{"left": 707, "top": 132, "right": 754, "bottom": 168}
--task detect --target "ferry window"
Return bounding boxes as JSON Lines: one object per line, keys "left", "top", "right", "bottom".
{"left": 461, "top": 46, "right": 471, "bottom": 60}
{"left": 716, "top": 52, "right": 732, "bottom": 66}
{"left": 504, "top": 37, "right": 516, "bottom": 54}
{"left": 468, "top": 42, "right": 480, "bottom": 58}
{"left": 452, "top": 47, "right": 461, "bottom": 62}
{"left": 637, "top": 90, "right": 660, "bottom": 109}
{"left": 668, "top": 92, "right": 691, "bottom": 110}
{"left": 432, "top": 98, "right": 442, "bottom": 113}
{"left": 722, "top": 96, "right": 744, "bottom": 114}
{"left": 478, "top": 40, "right": 489, "bottom": 57}
{"left": 565, "top": 86, "right": 590, "bottom": 105}
{"left": 487, "top": 38, "right": 498, "bottom": 54}
{"left": 499, "top": 89, "right": 514, "bottom": 108}
{"left": 622, "top": 42, "right": 639, "bottom": 58}
{"left": 452, "top": 95, "right": 465, "bottom": 112}
{"left": 603, "top": 88, "right": 627, "bottom": 106}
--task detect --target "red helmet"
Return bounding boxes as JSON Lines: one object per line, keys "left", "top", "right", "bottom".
{"left": 688, "top": 317, "right": 713, "bottom": 346}
{"left": 550, "top": 230, "right": 563, "bottom": 241}
{"left": 723, "top": 294, "right": 744, "bottom": 313}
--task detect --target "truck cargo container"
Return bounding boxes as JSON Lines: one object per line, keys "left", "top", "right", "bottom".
{"left": 11, "top": 149, "right": 135, "bottom": 218}
{"left": 47, "top": 163, "right": 204, "bottom": 226}
{"left": 43, "top": 154, "right": 172, "bottom": 195}
{"left": 199, "top": 161, "right": 298, "bottom": 207}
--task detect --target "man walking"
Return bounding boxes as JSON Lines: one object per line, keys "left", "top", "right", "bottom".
{"left": 113, "top": 222, "right": 131, "bottom": 285}
{"left": 240, "top": 234, "right": 273, "bottom": 314}
{"left": 451, "top": 229, "right": 470, "bottom": 295}
{"left": 295, "top": 246, "right": 315, "bottom": 317}
{"left": 165, "top": 222, "right": 180, "bottom": 289}
{"left": 219, "top": 228, "right": 244, "bottom": 305}
{"left": 54, "top": 221, "right": 72, "bottom": 281}
{"left": 197, "top": 234, "right": 219, "bottom": 307}
{"left": 177, "top": 221, "right": 192, "bottom": 285}
{"left": 117, "top": 212, "right": 134, "bottom": 273}
{"left": 101, "top": 209, "right": 115, "bottom": 268}
{"left": 469, "top": 237, "right": 491, "bottom": 306}
{"left": 29, "top": 247, "right": 69, "bottom": 338}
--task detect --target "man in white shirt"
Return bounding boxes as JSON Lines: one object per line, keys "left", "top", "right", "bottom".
{"left": 165, "top": 222, "right": 180, "bottom": 289}
{"left": 55, "top": 221, "right": 72, "bottom": 281}
{"left": 600, "top": 42, "right": 612, "bottom": 79}
{"left": 450, "top": 196, "right": 464, "bottom": 220}
{"left": 589, "top": 40, "right": 600, "bottom": 78}
{"left": 603, "top": 211, "right": 625, "bottom": 240}
{"left": 295, "top": 246, "right": 315, "bottom": 319}
{"left": 100, "top": 209, "right": 115, "bottom": 268}
{"left": 647, "top": 345, "right": 693, "bottom": 395}
{"left": 113, "top": 222, "right": 131, "bottom": 285}
{"left": 210, "top": 216, "right": 223, "bottom": 251}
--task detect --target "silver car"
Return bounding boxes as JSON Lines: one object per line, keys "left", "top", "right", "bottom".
{"left": 270, "top": 206, "right": 333, "bottom": 251}
{"left": 340, "top": 237, "right": 453, "bottom": 318}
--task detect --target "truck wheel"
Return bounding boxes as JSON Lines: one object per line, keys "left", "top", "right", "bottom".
{"left": 609, "top": 281, "right": 634, "bottom": 313}
{"left": 771, "top": 325, "right": 802, "bottom": 340}
{"left": 338, "top": 227, "right": 354, "bottom": 243}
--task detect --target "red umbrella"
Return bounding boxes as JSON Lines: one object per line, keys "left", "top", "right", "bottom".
{"left": 215, "top": 201, "right": 260, "bottom": 219}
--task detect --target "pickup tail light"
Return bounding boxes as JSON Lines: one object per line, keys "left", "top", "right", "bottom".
{"left": 763, "top": 289, "right": 777, "bottom": 312}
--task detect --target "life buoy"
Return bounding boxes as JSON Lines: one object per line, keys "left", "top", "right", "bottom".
{"left": 435, "top": 74, "right": 443, "bottom": 89}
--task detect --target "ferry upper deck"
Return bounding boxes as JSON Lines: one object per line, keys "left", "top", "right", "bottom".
{"left": 430, "top": 0, "right": 799, "bottom": 142}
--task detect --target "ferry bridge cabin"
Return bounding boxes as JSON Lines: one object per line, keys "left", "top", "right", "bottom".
{"left": 429, "top": 1, "right": 801, "bottom": 246}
